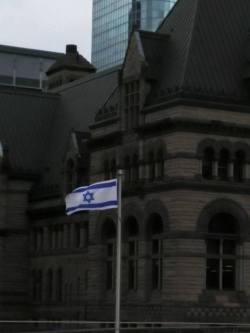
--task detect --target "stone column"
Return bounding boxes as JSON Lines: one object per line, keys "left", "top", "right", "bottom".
{"left": 212, "top": 160, "right": 218, "bottom": 179}
{"left": 229, "top": 161, "right": 234, "bottom": 180}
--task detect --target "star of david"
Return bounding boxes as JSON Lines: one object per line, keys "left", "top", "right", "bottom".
{"left": 83, "top": 191, "right": 94, "bottom": 204}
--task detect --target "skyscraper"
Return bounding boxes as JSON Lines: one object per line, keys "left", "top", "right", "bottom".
{"left": 92, "top": 0, "right": 176, "bottom": 71}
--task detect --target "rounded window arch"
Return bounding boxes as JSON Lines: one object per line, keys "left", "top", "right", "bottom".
{"left": 202, "top": 147, "right": 215, "bottom": 180}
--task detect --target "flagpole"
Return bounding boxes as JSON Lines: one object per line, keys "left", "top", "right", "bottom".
{"left": 115, "top": 169, "right": 123, "bottom": 333}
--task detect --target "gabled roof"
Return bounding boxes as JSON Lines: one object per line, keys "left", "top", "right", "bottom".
{"left": 147, "top": 0, "right": 250, "bottom": 105}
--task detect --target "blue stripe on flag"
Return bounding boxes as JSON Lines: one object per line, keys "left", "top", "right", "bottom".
{"left": 73, "top": 180, "right": 117, "bottom": 193}
{"left": 66, "top": 200, "right": 118, "bottom": 213}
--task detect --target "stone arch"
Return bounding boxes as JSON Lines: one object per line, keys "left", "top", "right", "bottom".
{"left": 217, "top": 140, "right": 233, "bottom": 161}
{"left": 95, "top": 210, "right": 117, "bottom": 243}
{"left": 145, "top": 138, "right": 167, "bottom": 161}
{"left": 144, "top": 200, "right": 169, "bottom": 239}
{"left": 197, "top": 139, "right": 218, "bottom": 159}
{"left": 233, "top": 141, "right": 250, "bottom": 162}
{"left": 123, "top": 202, "right": 144, "bottom": 240}
{"left": 197, "top": 199, "right": 249, "bottom": 236}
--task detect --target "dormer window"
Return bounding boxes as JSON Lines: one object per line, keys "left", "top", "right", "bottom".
{"left": 124, "top": 80, "right": 140, "bottom": 129}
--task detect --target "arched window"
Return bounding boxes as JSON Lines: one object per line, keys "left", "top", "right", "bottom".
{"left": 234, "top": 150, "right": 245, "bottom": 182}
{"left": 126, "top": 217, "right": 139, "bottom": 290}
{"left": 103, "top": 219, "right": 116, "bottom": 290}
{"left": 148, "top": 213, "right": 163, "bottom": 290}
{"left": 66, "top": 159, "right": 75, "bottom": 193}
{"left": 156, "top": 149, "right": 164, "bottom": 179}
{"left": 202, "top": 147, "right": 214, "bottom": 180}
{"left": 206, "top": 213, "right": 238, "bottom": 290}
{"left": 148, "top": 151, "right": 155, "bottom": 181}
{"left": 46, "top": 269, "right": 53, "bottom": 301}
{"left": 124, "top": 156, "right": 131, "bottom": 182}
{"left": 131, "top": 153, "right": 139, "bottom": 181}
{"left": 218, "top": 149, "right": 230, "bottom": 180}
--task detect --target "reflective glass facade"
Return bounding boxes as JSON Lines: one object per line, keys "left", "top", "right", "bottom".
{"left": 92, "top": 0, "right": 177, "bottom": 71}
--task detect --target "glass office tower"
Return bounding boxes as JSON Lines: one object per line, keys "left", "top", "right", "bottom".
{"left": 92, "top": 0, "right": 176, "bottom": 71}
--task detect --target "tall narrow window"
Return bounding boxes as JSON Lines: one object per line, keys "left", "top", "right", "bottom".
{"left": 46, "top": 269, "right": 53, "bottom": 301}
{"left": 56, "top": 268, "right": 63, "bottom": 302}
{"left": 104, "top": 159, "right": 109, "bottom": 180}
{"left": 202, "top": 147, "right": 214, "bottom": 180}
{"left": 149, "top": 214, "right": 163, "bottom": 290}
{"left": 124, "top": 80, "right": 140, "bottom": 129}
{"left": 156, "top": 149, "right": 164, "bottom": 179}
{"left": 103, "top": 219, "right": 116, "bottom": 291}
{"left": 66, "top": 159, "right": 75, "bottom": 193}
{"left": 124, "top": 156, "right": 131, "bottom": 183}
{"left": 110, "top": 158, "right": 116, "bottom": 178}
{"left": 132, "top": 153, "right": 139, "bottom": 181}
{"left": 75, "top": 223, "right": 81, "bottom": 248}
{"left": 234, "top": 150, "right": 245, "bottom": 182}
{"left": 126, "top": 217, "right": 139, "bottom": 290}
{"left": 206, "top": 213, "right": 238, "bottom": 291}
{"left": 148, "top": 151, "right": 155, "bottom": 180}
{"left": 218, "top": 149, "right": 230, "bottom": 180}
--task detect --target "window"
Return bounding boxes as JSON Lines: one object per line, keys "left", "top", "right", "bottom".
{"left": 206, "top": 213, "right": 238, "bottom": 291}
{"left": 75, "top": 223, "right": 81, "bottom": 248}
{"left": 103, "top": 219, "right": 116, "bottom": 290}
{"left": 126, "top": 217, "right": 139, "bottom": 290}
{"left": 56, "top": 268, "right": 63, "bottom": 302}
{"left": 110, "top": 158, "right": 116, "bottom": 178}
{"left": 202, "top": 147, "right": 214, "bottom": 180}
{"left": 131, "top": 153, "right": 139, "bottom": 181}
{"left": 156, "top": 149, "right": 164, "bottom": 179}
{"left": 234, "top": 150, "right": 245, "bottom": 182}
{"left": 150, "top": 214, "right": 163, "bottom": 290}
{"left": 66, "top": 159, "right": 75, "bottom": 193}
{"left": 124, "top": 80, "right": 140, "bottom": 129}
{"left": 218, "top": 149, "right": 230, "bottom": 180}
{"left": 104, "top": 159, "right": 109, "bottom": 180}
{"left": 124, "top": 155, "right": 131, "bottom": 182}
{"left": 148, "top": 151, "right": 155, "bottom": 180}
{"left": 46, "top": 269, "right": 53, "bottom": 301}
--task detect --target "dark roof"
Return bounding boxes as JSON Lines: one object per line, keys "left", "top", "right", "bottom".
{"left": 40, "top": 66, "right": 120, "bottom": 190}
{"left": 47, "top": 44, "right": 95, "bottom": 75}
{"left": 0, "top": 85, "right": 59, "bottom": 175}
{"left": 147, "top": 0, "right": 250, "bottom": 105}
{"left": 0, "top": 44, "right": 63, "bottom": 59}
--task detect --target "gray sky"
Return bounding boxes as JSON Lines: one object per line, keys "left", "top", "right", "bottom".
{"left": 0, "top": 0, "right": 92, "bottom": 61}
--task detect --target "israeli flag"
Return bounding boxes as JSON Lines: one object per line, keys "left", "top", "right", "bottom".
{"left": 65, "top": 179, "right": 118, "bottom": 215}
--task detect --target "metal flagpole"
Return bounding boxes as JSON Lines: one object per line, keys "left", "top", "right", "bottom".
{"left": 115, "top": 170, "right": 123, "bottom": 333}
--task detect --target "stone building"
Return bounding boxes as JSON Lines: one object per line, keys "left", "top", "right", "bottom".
{"left": 2, "top": 0, "right": 250, "bottom": 327}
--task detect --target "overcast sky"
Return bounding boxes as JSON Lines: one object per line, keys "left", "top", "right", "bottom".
{"left": 0, "top": 0, "right": 93, "bottom": 61}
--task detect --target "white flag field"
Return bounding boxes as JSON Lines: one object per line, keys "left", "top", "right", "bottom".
{"left": 65, "top": 179, "right": 118, "bottom": 215}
